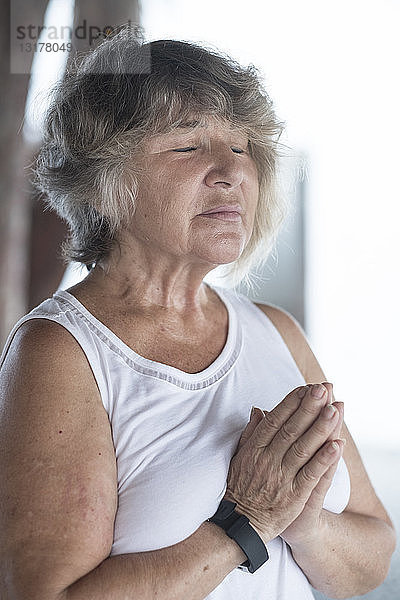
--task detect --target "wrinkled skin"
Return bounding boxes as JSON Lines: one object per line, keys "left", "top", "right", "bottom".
{"left": 223, "top": 382, "right": 344, "bottom": 546}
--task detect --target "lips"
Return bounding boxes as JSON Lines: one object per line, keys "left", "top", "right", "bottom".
{"left": 200, "top": 211, "right": 242, "bottom": 222}
{"left": 200, "top": 204, "right": 243, "bottom": 215}
{"left": 199, "top": 204, "right": 243, "bottom": 222}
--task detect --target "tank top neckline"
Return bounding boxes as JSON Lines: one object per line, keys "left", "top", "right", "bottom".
{"left": 53, "top": 283, "right": 243, "bottom": 389}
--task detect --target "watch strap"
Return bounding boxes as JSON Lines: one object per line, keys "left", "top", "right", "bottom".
{"left": 208, "top": 500, "right": 269, "bottom": 573}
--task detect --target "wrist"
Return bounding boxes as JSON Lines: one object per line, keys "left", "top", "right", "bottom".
{"left": 222, "top": 494, "right": 266, "bottom": 540}
{"left": 203, "top": 521, "right": 248, "bottom": 567}
{"left": 287, "top": 511, "right": 330, "bottom": 554}
{"left": 208, "top": 499, "right": 269, "bottom": 573}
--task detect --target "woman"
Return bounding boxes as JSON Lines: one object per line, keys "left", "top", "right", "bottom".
{"left": 0, "top": 28, "right": 395, "bottom": 600}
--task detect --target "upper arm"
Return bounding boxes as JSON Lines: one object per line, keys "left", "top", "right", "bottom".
{"left": 254, "top": 302, "right": 394, "bottom": 530}
{"left": 0, "top": 319, "right": 117, "bottom": 599}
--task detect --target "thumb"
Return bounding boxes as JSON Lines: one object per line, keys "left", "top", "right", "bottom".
{"left": 237, "top": 407, "right": 265, "bottom": 451}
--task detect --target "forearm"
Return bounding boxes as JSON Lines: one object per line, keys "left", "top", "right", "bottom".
{"left": 62, "top": 522, "right": 246, "bottom": 600}
{"left": 289, "top": 509, "right": 396, "bottom": 599}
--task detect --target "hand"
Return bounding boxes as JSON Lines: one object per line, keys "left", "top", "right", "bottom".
{"left": 280, "top": 385, "right": 345, "bottom": 548}
{"left": 223, "top": 383, "right": 345, "bottom": 546}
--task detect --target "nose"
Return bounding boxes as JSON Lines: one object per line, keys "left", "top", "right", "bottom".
{"left": 204, "top": 144, "right": 244, "bottom": 189}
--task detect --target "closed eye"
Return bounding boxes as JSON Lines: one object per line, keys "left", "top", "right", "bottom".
{"left": 231, "top": 147, "right": 245, "bottom": 154}
{"left": 172, "top": 147, "right": 198, "bottom": 152}
{"left": 172, "top": 146, "right": 246, "bottom": 154}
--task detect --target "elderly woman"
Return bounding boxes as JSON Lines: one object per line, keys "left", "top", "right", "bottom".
{"left": 0, "top": 28, "right": 395, "bottom": 600}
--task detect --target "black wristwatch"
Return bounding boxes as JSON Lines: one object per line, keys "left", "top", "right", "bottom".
{"left": 208, "top": 499, "right": 269, "bottom": 573}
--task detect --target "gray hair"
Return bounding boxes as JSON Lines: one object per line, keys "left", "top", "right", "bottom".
{"left": 33, "top": 26, "right": 287, "bottom": 289}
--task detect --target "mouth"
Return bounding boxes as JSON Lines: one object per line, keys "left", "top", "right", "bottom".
{"left": 199, "top": 204, "right": 243, "bottom": 222}
{"left": 198, "top": 211, "right": 242, "bottom": 222}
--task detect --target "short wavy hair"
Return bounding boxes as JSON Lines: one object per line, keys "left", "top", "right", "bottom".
{"left": 33, "top": 25, "right": 287, "bottom": 289}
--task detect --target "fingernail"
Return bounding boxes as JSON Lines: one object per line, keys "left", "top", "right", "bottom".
{"left": 328, "top": 441, "right": 340, "bottom": 454}
{"left": 312, "top": 384, "right": 326, "bottom": 399}
{"left": 297, "top": 386, "right": 308, "bottom": 399}
{"left": 323, "top": 404, "right": 337, "bottom": 419}
{"left": 250, "top": 406, "right": 256, "bottom": 419}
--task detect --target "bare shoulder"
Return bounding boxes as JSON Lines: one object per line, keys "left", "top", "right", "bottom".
{"left": 0, "top": 317, "right": 106, "bottom": 420}
{"left": 2, "top": 315, "right": 87, "bottom": 364}
{"left": 3, "top": 316, "right": 88, "bottom": 365}
{"left": 0, "top": 318, "right": 117, "bottom": 597}
{"left": 254, "top": 302, "right": 304, "bottom": 338}
{"left": 253, "top": 302, "right": 315, "bottom": 381}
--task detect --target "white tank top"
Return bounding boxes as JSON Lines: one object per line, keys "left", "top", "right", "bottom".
{"left": 0, "top": 283, "right": 350, "bottom": 600}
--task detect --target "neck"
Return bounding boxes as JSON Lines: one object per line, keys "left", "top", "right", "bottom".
{"left": 75, "top": 244, "right": 221, "bottom": 322}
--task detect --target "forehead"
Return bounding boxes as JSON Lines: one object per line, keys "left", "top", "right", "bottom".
{"left": 181, "top": 117, "right": 245, "bottom": 134}
{"left": 142, "top": 118, "right": 249, "bottom": 151}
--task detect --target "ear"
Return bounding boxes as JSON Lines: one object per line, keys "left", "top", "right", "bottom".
{"left": 236, "top": 407, "right": 265, "bottom": 452}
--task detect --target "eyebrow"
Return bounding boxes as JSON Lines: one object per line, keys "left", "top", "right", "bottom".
{"left": 164, "top": 121, "right": 249, "bottom": 142}
{"left": 176, "top": 121, "right": 247, "bottom": 138}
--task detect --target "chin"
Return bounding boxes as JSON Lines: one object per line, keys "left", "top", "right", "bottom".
{"left": 190, "top": 230, "right": 248, "bottom": 265}
{"left": 197, "top": 244, "right": 245, "bottom": 266}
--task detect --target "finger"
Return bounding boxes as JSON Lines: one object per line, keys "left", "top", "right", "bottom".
{"left": 303, "top": 459, "right": 340, "bottom": 511}
{"left": 328, "top": 401, "right": 344, "bottom": 441}
{"left": 294, "top": 438, "right": 345, "bottom": 499}
{"left": 236, "top": 407, "right": 264, "bottom": 451}
{"left": 282, "top": 402, "right": 340, "bottom": 472}
{"left": 251, "top": 385, "right": 309, "bottom": 448}
{"left": 322, "top": 381, "right": 334, "bottom": 405}
{"left": 267, "top": 383, "right": 332, "bottom": 458}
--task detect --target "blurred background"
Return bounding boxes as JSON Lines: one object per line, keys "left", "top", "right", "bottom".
{"left": 1, "top": 1, "right": 399, "bottom": 597}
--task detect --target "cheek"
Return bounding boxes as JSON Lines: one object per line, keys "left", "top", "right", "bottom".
{"left": 245, "top": 163, "right": 259, "bottom": 198}
{"left": 245, "top": 180, "right": 260, "bottom": 215}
